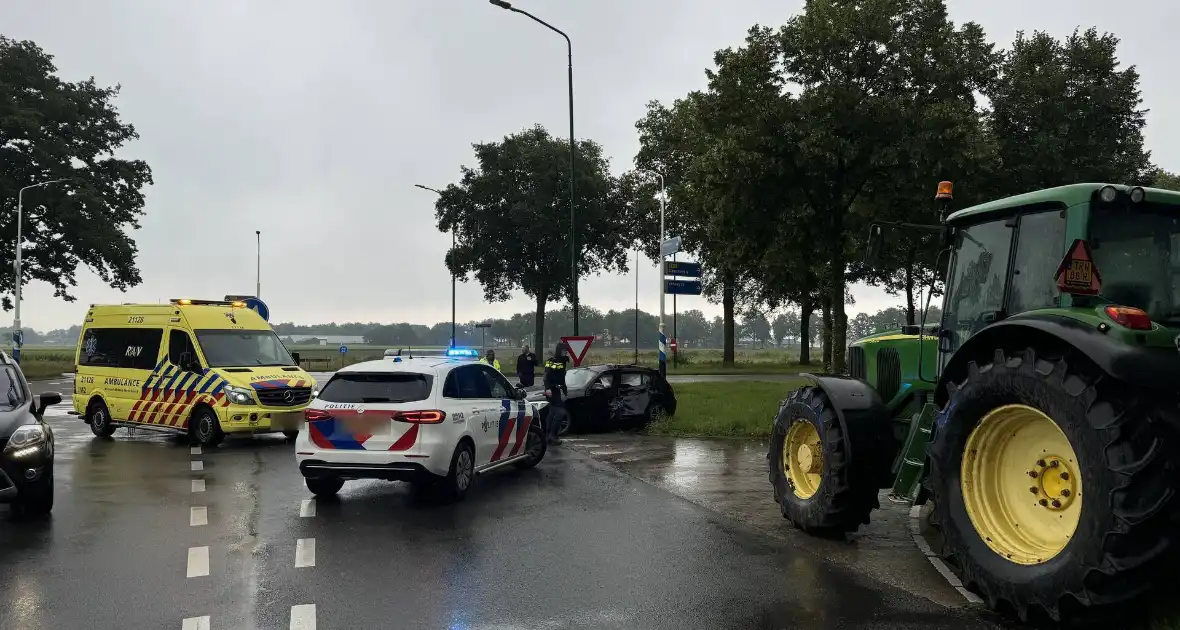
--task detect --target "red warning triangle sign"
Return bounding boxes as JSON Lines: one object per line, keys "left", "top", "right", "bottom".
{"left": 1055, "top": 239, "right": 1102, "bottom": 296}
{"left": 561, "top": 336, "right": 596, "bottom": 367}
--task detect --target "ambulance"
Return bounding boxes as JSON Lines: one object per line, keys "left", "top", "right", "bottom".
{"left": 72, "top": 298, "right": 315, "bottom": 446}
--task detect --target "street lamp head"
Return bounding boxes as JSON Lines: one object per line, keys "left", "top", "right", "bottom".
{"left": 489, "top": 0, "right": 512, "bottom": 9}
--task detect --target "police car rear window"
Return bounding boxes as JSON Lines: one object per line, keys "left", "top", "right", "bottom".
{"left": 317, "top": 373, "right": 433, "bottom": 404}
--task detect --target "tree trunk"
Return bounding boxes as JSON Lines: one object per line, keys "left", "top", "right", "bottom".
{"left": 799, "top": 302, "right": 813, "bottom": 365}
{"left": 722, "top": 272, "right": 736, "bottom": 365}
{"left": 821, "top": 295, "right": 832, "bottom": 371}
{"left": 904, "top": 246, "right": 916, "bottom": 326}
{"left": 830, "top": 256, "right": 848, "bottom": 375}
{"left": 533, "top": 292, "right": 547, "bottom": 355}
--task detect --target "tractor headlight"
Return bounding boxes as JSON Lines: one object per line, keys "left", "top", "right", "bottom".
{"left": 6, "top": 424, "right": 46, "bottom": 450}
{"left": 224, "top": 385, "right": 255, "bottom": 406}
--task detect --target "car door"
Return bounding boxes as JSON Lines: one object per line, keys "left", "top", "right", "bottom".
{"left": 476, "top": 365, "right": 531, "bottom": 465}
{"left": 617, "top": 370, "right": 653, "bottom": 421}
{"left": 581, "top": 370, "right": 617, "bottom": 429}
{"left": 443, "top": 365, "right": 494, "bottom": 463}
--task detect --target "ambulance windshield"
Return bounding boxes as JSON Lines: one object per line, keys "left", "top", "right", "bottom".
{"left": 1089, "top": 203, "right": 1180, "bottom": 325}
{"left": 195, "top": 330, "right": 296, "bottom": 368}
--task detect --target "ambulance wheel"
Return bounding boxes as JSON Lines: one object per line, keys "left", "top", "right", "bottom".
{"left": 439, "top": 441, "right": 475, "bottom": 501}
{"left": 88, "top": 400, "right": 116, "bottom": 438}
{"left": 305, "top": 476, "right": 343, "bottom": 498}
{"left": 513, "top": 424, "right": 547, "bottom": 470}
{"left": 283, "top": 430, "right": 299, "bottom": 442}
{"left": 190, "top": 407, "right": 224, "bottom": 447}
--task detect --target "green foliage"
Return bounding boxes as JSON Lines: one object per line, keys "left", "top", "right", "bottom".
{"left": 434, "top": 126, "right": 639, "bottom": 348}
{"left": 0, "top": 37, "right": 153, "bottom": 308}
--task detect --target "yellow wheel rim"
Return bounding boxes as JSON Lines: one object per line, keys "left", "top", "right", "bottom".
{"left": 783, "top": 420, "right": 823, "bottom": 499}
{"left": 961, "top": 404, "right": 1083, "bottom": 565}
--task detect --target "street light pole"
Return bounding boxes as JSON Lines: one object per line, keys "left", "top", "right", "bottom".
{"left": 13, "top": 178, "right": 70, "bottom": 362}
{"left": 640, "top": 169, "right": 666, "bottom": 375}
{"left": 488, "top": 0, "right": 578, "bottom": 335}
{"left": 255, "top": 230, "right": 261, "bottom": 298}
{"left": 415, "top": 184, "right": 456, "bottom": 348}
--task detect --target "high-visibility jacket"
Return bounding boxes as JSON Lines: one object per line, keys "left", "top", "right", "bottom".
{"left": 480, "top": 357, "right": 502, "bottom": 370}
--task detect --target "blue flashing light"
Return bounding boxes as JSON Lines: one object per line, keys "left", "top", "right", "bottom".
{"left": 393, "top": 356, "right": 402, "bottom": 362}
{"left": 446, "top": 347, "right": 479, "bottom": 359}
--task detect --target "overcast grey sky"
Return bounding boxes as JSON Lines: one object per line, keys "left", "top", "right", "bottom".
{"left": 3, "top": 0, "right": 1178, "bottom": 330}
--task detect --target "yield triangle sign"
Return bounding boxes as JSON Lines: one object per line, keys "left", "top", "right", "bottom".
{"left": 561, "top": 335, "right": 595, "bottom": 367}
{"left": 1055, "top": 239, "right": 1102, "bottom": 296}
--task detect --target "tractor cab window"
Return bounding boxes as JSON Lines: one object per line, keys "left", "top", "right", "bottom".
{"left": 1009, "top": 211, "right": 1068, "bottom": 314}
{"left": 1089, "top": 204, "right": 1180, "bottom": 326}
{"left": 942, "top": 220, "right": 1014, "bottom": 351}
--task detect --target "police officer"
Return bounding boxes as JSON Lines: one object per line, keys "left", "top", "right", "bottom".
{"left": 543, "top": 342, "right": 570, "bottom": 445}
{"left": 480, "top": 349, "right": 502, "bottom": 371}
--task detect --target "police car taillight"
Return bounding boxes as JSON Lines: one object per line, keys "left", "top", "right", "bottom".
{"left": 394, "top": 410, "right": 446, "bottom": 424}
{"left": 304, "top": 409, "right": 332, "bottom": 423}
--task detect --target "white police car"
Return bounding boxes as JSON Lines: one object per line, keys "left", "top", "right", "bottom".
{"left": 294, "top": 352, "right": 546, "bottom": 500}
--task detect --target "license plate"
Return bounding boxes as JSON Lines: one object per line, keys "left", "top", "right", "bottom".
{"left": 342, "top": 417, "right": 391, "bottom": 436}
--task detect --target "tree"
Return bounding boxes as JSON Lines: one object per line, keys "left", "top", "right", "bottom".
{"left": 435, "top": 126, "right": 639, "bottom": 349}
{"left": 1152, "top": 170, "right": 1180, "bottom": 191}
{"left": 0, "top": 37, "right": 153, "bottom": 308}
{"left": 740, "top": 308, "right": 771, "bottom": 347}
{"left": 675, "top": 309, "right": 710, "bottom": 347}
{"left": 987, "top": 28, "right": 1151, "bottom": 196}
{"left": 777, "top": 0, "right": 996, "bottom": 371}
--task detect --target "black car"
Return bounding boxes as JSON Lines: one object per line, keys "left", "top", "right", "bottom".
{"left": 527, "top": 364, "right": 676, "bottom": 434}
{"left": 0, "top": 355, "right": 61, "bottom": 517}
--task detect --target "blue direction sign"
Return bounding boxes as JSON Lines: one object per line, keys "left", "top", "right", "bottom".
{"left": 664, "top": 261, "right": 702, "bottom": 278}
{"left": 339, "top": 345, "right": 348, "bottom": 354}
{"left": 664, "top": 279, "right": 703, "bottom": 296}
{"left": 243, "top": 297, "right": 269, "bottom": 322}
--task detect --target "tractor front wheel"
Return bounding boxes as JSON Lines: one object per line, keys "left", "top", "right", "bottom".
{"left": 768, "top": 386, "right": 880, "bottom": 534}
{"left": 929, "top": 346, "right": 1177, "bottom": 622}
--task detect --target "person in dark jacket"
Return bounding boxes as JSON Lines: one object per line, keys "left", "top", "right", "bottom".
{"left": 543, "top": 342, "right": 570, "bottom": 445}
{"left": 515, "top": 345, "right": 537, "bottom": 387}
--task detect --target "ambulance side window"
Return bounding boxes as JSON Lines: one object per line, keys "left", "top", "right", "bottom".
{"left": 120, "top": 328, "right": 163, "bottom": 370}
{"left": 169, "top": 330, "right": 199, "bottom": 367}
{"left": 80, "top": 328, "right": 124, "bottom": 368}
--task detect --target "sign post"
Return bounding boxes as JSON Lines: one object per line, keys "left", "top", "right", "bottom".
{"left": 475, "top": 322, "right": 493, "bottom": 354}
{"left": 561, "top": 335, "right": 596, "bottom": 367}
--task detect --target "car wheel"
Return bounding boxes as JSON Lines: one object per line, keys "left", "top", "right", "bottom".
{"left": 440, "top": 441, "right": 475, "bottom": 501}
{"left": 513, "top": 424, "right": 548, "bottom": 470}
{"left": 305, "top": 476, "right": 344, "bottom": 498}
{"left": 646, "top": 403, "right": 666, "bottom": 426}
{"left": 13, "top": 473, "right": 53, "bottom": 518}
{"left": 89, "top": 400, "right": 116, "bottom": 438}
{"left": 283, "top": 430, "right": 299, "bottom": 442}
{"left": 190, "top": 407, "right": 224, "bottom": 447}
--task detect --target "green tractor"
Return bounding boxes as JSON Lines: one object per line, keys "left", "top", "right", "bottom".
{"left": 770, "top": 182, "right": 1180, "bottom": 622}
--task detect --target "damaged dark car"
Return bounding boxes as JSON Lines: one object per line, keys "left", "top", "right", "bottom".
{"left": 526, "top": 364, "right": 676, "bottom": 434}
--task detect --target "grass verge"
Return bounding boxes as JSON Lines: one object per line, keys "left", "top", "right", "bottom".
{"left": 18, "top": 358, "right": 74, "bottom": 380}
{"left": 645, "top": 379, "right": 806, "bottom": 438}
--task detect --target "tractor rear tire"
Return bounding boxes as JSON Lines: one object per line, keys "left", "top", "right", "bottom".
{"left": 929, "top": 346, "right": 1178, "bottom": 622}
{"left": 768, "top": 385, "right": 880, "bottom": 534}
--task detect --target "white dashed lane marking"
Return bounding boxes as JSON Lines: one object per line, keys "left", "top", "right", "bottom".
{"left": 190, "top": 506, "right": 207, "bottom": 527}
{"left": 186, "top": 546, "right": 210, "bottom": 578}
{"left": 299, "top": 499, "right": 316, "bottom": 518}
{"left": 290, "top": 604, "right": 316, "bottom": 630}
{"left": 295, "top": 538, "right": 315, "bottom": 568}
{"left": 191, "top": 460, "right": 203, "bottom": 472}
{"left": 190, "top": 446, "right": 202, "bottom": 455}
{"left": 181, "top": 616, "right": 211, "bottom": 630}
{"left": 191, "top": 479, "right": 205, "bottom": 493}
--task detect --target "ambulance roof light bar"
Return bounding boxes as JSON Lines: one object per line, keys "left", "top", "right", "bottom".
{"left": 170, "top": 298, "right": 246, "bottom": 307}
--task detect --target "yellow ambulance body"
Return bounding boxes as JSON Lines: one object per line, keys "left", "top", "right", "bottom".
{"left": 72, "top": 299, "right": 315, "bottom": 446}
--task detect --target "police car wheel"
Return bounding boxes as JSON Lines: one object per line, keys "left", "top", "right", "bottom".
{"left": 440, "top": 442, "right": 475, "bottom": 501}
{"left": 191, "top": 408, "right": 224, "bottom": 447}
{"left": 306, "top": 476, "right": 344, "bottom": 498}
{"left": 88, "top": 401, "right": 116, "bottom": 438}
{"left": 514, "top": 424, "right": 547, "bottom": 470}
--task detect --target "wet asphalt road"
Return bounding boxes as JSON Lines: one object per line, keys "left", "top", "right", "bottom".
{"left": 0, "top": 379, "right": 994, "bottom": 629}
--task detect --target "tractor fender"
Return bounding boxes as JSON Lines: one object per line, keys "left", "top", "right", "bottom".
{"left": 935, "top": 315, "right": 1180, "bottom": 407}
{"left": 798, "top": 373, "right": 895, "bottom": 482}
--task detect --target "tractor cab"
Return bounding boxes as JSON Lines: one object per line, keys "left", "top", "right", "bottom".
{"left": 940, "top": 183, "right": 1180, "bottom": 357}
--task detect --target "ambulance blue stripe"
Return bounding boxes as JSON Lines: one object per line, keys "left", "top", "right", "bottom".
{"left": 209, "top": 381, "right": 226, "bottom": 397}
{"left": 153, "top": 366, "right": 175, "bottom": 391}
{"left": 197, "top": 373, "right": 217, "bottom": 394}
{"left": 162, "top": 369, "right": 184, "bottom": 394}
{"left": 186, "top": 372, "right": 204, "bottom": 394}
{"left": 142, "top": 358, "right": 168, "bottom": 393}
{"left": 173, "top": 372, "right": 194, "bottom": 394}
